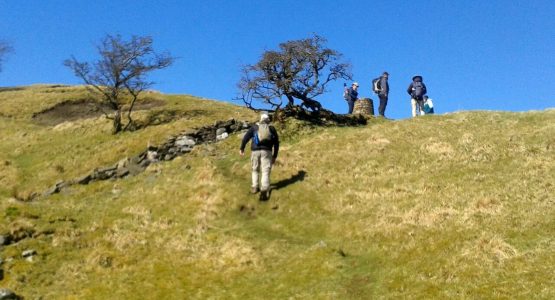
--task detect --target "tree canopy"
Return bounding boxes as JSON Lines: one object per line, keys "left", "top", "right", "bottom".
{"left": 64, "top": 34, "right": 174, "bottom": 133}
{"left": 238, "top": 34, "right": 352, "bottom": 112}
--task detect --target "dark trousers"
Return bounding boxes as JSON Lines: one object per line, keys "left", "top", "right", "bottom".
{"left": 378, "top": 94, "right": 388, "bottom": 117}
{"left": 347, "top": 100, "right": 355, "bottom": 114}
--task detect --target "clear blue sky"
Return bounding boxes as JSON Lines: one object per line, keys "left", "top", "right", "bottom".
{"left": 1, "top": 0, "right": 554, "bottom": 119}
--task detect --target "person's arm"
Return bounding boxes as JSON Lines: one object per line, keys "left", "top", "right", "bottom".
{"left": 271, "top": 127, "right": 279, "bottom": 161}
{"left": 239, "top": 127, "right": 254, "bottom": 155}
{"left": 380, "top": 77, "right": 388, "bottom": 95}
{"left": 407, "top": 83, "right": 413, "bottom": 95}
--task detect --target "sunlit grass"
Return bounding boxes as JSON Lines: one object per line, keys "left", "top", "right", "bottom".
{"left": 1, "top": 86, "right": 554, "bottom": 299}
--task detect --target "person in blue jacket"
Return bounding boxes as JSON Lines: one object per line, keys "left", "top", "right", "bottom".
{"left": 345, "top": 82, "right": 359, "bottom": 114}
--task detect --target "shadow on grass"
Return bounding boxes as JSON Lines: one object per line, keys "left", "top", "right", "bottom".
{"left": 272, "top": 170, "right": 306, "bottom": 190}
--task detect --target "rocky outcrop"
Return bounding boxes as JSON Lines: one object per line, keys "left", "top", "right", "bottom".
{"left": 42, "top": 118, "right": 252, "bottom": 197}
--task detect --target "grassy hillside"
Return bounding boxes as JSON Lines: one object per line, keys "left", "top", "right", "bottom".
{"left": 1, "top": 85, "right": 554, "bottom": 299}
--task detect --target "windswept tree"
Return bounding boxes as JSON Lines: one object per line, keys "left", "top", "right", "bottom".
{"left": 64, "top": 34, "right": 174, "bottom": 134}
{"left": 238, "top": 34, "right": 352, "bottom": 111}
{"left": 0, "top": 41, "right": 14, "bottom": 72}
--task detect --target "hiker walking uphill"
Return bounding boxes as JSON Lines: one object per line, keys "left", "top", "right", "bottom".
{"left": 407, "top": 75, "right": 427, "bottom": 117}
{"left": 343, "top": 82, "right": 359, "bottom": 114}
{"left": 372, "top": 72, "right": 390, "bottom": 117}
{"left": 240, "top": 113, "right": 279, "bottom": 201}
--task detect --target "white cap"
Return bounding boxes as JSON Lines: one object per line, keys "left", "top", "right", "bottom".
{"left": 260, "top": 113, "right": 270, "bottom": 123}
{"left": 352, "top": 82, "right": 359, "bottom": 86}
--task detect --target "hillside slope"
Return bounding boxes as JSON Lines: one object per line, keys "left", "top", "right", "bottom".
{"left": 1, "top": 86, "right": 554, "bottom": 299}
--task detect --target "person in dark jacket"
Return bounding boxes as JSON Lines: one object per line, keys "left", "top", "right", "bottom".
{"left": 377, "top": 72, "right": 389, "bottom": 117}
{"left": 345, "top": 82, "right": 359, "bottom": 114}
{"left": 240, "top": 113, "right": 279, "bottom": 200}
{"left": 407, "top": 75, "right": 427, "bottom": 117}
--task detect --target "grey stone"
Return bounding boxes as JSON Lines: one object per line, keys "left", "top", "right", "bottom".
{"left": 115, "top": 168, "right": 130, "bottom": 178}
{"left": 116, "top": 157, "right": 129, "bottom": 169}
{"left": 22, "top": 249, "right": 37, "bottom": 258}
{"left": 216, "top": 127, "right": 227, "bottom": 135}
{"left": 179, "top": 146, "right": 193, "bottom": 153}
{"left": 175, "top": 136, "right": 196, "bottom": 147}
{"left": 0, "top": 288, "right": 20, "bottom": 300}
{"left": 216, "top": 132, "right": 229, "bottom": 141}
{"left": 146, "top": 150, "right": 158, "bottom": 161}
{"left": 44, "top": 185, "right": 60, "bottom": 196}
{"left": 97, "top": 166, "right": 117, "bottom": 173}
{"left": 75, "top": 174, "right": 92, "bottom": 185}
{"left": 93, "top": 169, "right": 115, "bottom": 180}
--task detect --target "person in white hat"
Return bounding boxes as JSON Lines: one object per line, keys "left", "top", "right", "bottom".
{"left": 345, "top": 82, "right": 359, "bottom": 114}
{"left": 240, "top": 113, "right": 280, "bottom": 200}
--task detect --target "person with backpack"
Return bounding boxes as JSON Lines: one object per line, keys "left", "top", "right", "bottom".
{"left": 240, "top": 113, "right": 280, "bottom": 201}
{"left": 372, "top": 72, "right": 389, "bottom": 117}
{"left": 343, "top": 82, "right": 359, "bottom": 114}
{"left": 407, "top": 75, "right": 427, "bottom": 117}
{"left": 423, "top": 95, "right": 435, "bottom": 114}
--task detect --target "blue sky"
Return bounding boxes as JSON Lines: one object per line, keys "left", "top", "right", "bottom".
{"left": 1, "top": 0, "right": 554, "bottom": 119}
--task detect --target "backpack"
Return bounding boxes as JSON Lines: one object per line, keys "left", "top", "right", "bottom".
{"left": 423, "top": 98, "right": 434, "bottom": 114}
{"left": 412, "top": 81, "right": 425, "bottom": 99}
{"left": 372, "top": 77, "right": 381, "bottom": 94}
{"left": 343, "top": 87, "right": 349, "bottom": 100}
{"left": 255, "top": 123, "right": 272, "bottom": 145}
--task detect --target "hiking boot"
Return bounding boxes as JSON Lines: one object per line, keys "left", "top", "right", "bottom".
{"left": 259, "top": 190, "right": 269, "bottom": 201}
{"left": 250, "top": 187, "right": 259, "bottom": 194}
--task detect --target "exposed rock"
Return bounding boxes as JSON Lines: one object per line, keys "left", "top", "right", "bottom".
{"left": 39, "top": 118, "right": 254, "bottom": 198}
{"left": 175, "top": 136, "right": 196, "bottom": 147}
{"left": 116, "top": 157, "right": 130, "bottom": 169}
{"left": 146, "top": 150, "right": 158, "bottom": 162}
{"left": 216, "top": 127, "right": 227, "bottom": 136}
{"left": 115, "top": 167, "right": 130, "bottom": 178}
{"left": 216, "top": 132, "right": 229, "bottom": 141}
{"left": 74, "top": 174, "right": 92, "bottom": 185}
{"left": 43, "top": 180, "right": 70, "bottom": 196}
{"left": 22, "top": 249, "right": 37, "bottom": 258}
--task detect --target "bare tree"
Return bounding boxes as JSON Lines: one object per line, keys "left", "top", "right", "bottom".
{"left": 238, "top": 34, "right": 352, "bottom": 112}
{"left": 0, "top": 41, "right": 14, "bottom": 72}
{"left": 64, "top": 34, "right": 174, "bottom": 134}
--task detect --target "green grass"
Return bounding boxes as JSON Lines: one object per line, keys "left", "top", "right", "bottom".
{"left": 0, "top": 86, "right": 554, "bottom": 299}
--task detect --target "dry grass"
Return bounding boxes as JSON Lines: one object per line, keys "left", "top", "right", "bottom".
{"left": 1, "top": 86, "right": 554, "bottom": 299}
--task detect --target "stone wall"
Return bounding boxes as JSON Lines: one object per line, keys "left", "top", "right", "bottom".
{"left": 43, "top": 118, "right": 252, "bottom": 197}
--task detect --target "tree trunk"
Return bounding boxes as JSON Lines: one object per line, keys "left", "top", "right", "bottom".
{"left": 112, "top": 109, "right": 122, "bottom": 134}
{"left": 123, "top": 94, "right": 138, "bottom": 131}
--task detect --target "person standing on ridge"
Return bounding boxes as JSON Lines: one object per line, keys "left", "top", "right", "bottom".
{"left": 373, "top": 72, "right": 389, "bottom": 117}
{"left": 240, "top": 113, "right": 280, "bottom": 201}
{"left": 407, "top": 75, "right": 427, "bottom": 117}
{"left": 344, "top": 82, "right": 359, "bottom": 114}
